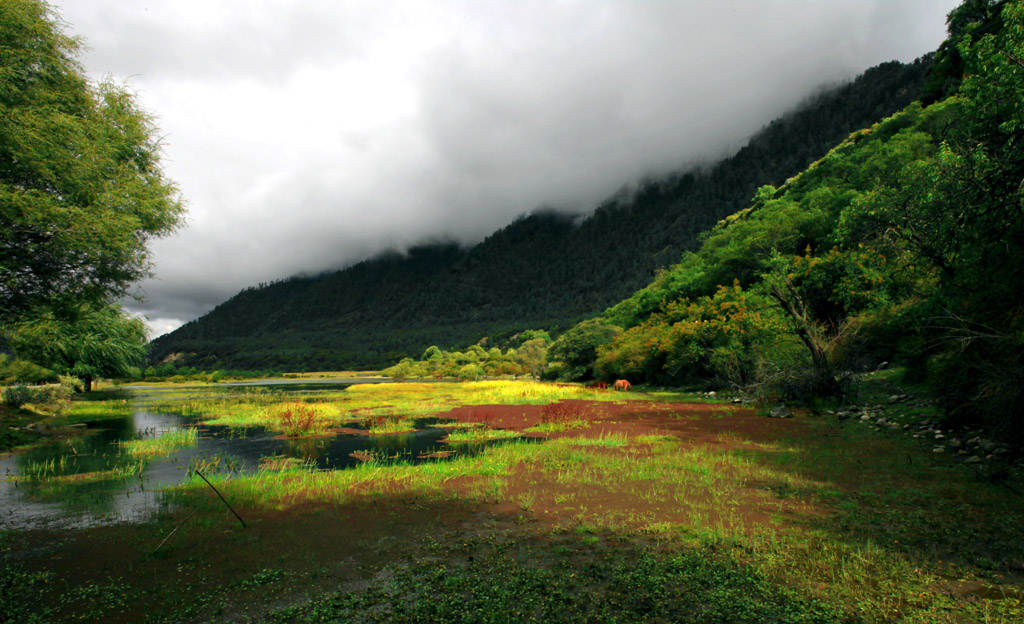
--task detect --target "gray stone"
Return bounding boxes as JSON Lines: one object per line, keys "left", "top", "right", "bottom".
{"left": 769, "top": 406, "right": 794, "bottom": 419}
{"left": 965, "top": 456, "right": 983, "bottom": 464}
{"left": 933, "top": 446, "right": 945, "bottom": 453}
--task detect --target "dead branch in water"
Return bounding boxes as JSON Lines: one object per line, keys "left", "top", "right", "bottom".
{"left": 194, "top": 469, "right": 247, "bottom": 528}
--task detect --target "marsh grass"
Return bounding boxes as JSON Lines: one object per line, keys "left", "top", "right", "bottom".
{"left": 445, "top": 428, "right": 522, "bottom": 443}
{"left": 146, "top": 381, "right": 648, "bottom": 431}
{"left": 14, "top": 456, "right": 147, "bottom": 483}
{"left": 363, "top": 414, "right": 416, "bottom": 435}
{"left": 118, "top": 429, "right": 198, "bottom": 458}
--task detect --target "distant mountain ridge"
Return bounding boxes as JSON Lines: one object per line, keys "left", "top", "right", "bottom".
{"left": 150, "top": 56, "right": 934, "bottom": 371}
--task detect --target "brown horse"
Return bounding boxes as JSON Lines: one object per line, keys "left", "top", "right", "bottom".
{"left": 613, "top": 379, "right": 631, "bottom": 391}
{"left": 587, "top": 381, "right": 608, "bottom": 390}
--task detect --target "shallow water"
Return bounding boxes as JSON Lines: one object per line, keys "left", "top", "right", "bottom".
{"left": 0, "top": 381, "right": 502, "bottom": 530}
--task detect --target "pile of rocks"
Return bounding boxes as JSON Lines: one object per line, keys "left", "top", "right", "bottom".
{"left": 826, "top": 394, "right": 1017, "bottom": 472}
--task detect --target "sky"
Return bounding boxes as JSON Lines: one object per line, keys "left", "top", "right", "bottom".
{"left": 51, "top": 0, "right": 961, "bottom": 338}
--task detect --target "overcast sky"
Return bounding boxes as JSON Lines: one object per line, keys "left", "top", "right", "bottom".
{"left": 51, "top": 0, "right": 960, "bottom": 338}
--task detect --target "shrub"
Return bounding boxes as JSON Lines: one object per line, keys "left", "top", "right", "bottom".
{"left": 272, "top": 402, "right": 329, "bottom": 437}
{"left": 1, "top": 383, "right": 71, "bottom": 408}
{"left": 2, "top": 385, "right": 35, "bottom": 408}
{"left": 58, "top": 375, "right": 84, "bottom": 393}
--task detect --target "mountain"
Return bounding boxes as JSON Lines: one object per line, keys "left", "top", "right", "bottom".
{"left": 150, "top": 56, "right": 934, "bottom": 371}
{"left": 575, "top": 0, "right": 1024, "bottom": 440}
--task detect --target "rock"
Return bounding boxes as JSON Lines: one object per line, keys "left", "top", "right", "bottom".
{"left": 769, "top": 406, "right": 793, "bottom": 419}
{"left": 887, "top": 394, "right": 901, "bottom": 404}
{"left": 877, "top": 361, "right": 890, "bottom": 370}
{"left": 965, "top": 456, "right": 983, "bottom": 465}
{"left": 934, "top": 433, "right": 945, "bottom": 440}
{"left": 933, "top": 446, "right": 945, "bottom": 453}
{"left": 949, "top": 438, "right": 963, "bottom": 449}
{"left": 732, "top": 398, "right": 742, "bottom": 404}
{"left": 707, "top": 391, "right": 716, "bottom": 397}
{"left": 861, "top": 415, "right": 872, "bottom": 421}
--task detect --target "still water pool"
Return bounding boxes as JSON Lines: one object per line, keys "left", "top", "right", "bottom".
{"left": 1, "top": 381, "right": 506, "bottom": 529}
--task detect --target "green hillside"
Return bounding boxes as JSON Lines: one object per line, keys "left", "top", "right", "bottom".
{"left": 563, "top": 0, "right": 1023, "bottom": 441}
{"left": 151, "top": 56, "right": 933, "bottom": 371}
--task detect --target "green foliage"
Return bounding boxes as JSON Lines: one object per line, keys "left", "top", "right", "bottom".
{"left": 0, "top": 353, "right": 55, "bottom": 384}
{"left": 0, "top": 0, "right": 185, "bottom": 322}
{"left": 1, "top": 384, "right": 34, "bottom": 407}
{"left": 547, "top": 318, "right": 622, "bottom": 381}
{"left": 514, "top": 338, "right": 549, "bottom": 378}
{"left": 1, "top": 382, "right": 69, "bottom": 408}
{"left": 458, "top": 363, "right": 484, "bottom": 381}
{"left": 568, "top": 1, "right": 1024, "bottom": 428}
{"left": 6, "top": 303, "right": 148, "bottom": 390}
{"left": 597, "top": 282, "right": 783, "bottom": 387}
{"left": 383, "top": 345, "right": 529, "bottom": 379}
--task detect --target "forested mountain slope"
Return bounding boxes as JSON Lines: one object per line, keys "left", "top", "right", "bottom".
{"left": 151, "top": 56, "right": 933, "bottom": 371}
{"left": 562, "top": 0, "right": 1023, "bottom": 440}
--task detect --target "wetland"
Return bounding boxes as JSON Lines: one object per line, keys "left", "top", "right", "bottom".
{"left": 1, "top": 377, "right": 1022, "bottom": 623}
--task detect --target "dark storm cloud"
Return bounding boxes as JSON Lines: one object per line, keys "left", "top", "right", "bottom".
{"left": 51, "top": 0, "right": 960, "bottom": 337}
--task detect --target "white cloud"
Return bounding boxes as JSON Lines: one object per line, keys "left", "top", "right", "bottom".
{"left": 51, "top": 0, "right": 960, "bottom": 336}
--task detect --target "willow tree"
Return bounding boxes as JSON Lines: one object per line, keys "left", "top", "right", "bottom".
{"left": 8, "top": 303, "right": 148, "bottom": 391}
{"left": 1, "top": 0, "right": 185, "bottom": 322}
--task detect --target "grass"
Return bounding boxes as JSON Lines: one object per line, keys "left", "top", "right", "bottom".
{"left": 3, "top": 376, "right": 1023, "bottom": 623}
{"left": 444, "top": 427, "right": 522, "bottom": 443}
{"left": 144, "top": 380, "right": 647, "bottom": 431}
{"left": 117, "top": 428, "right": 198, "bottom": 458}
{"left": 363, "top": 414, "right": 416, "bottom": 435}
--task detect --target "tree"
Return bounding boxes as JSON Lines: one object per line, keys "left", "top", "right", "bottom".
{"left": 514, "top": 338, "right": 548, "bottom": 378}
{"left": 7, "top": 303, "right": 148, "bottom": 391}
{"left": 1, "top": 0, "right": 185, "bottom": 322}
{"left": 547, "top": 319, "right": 622, "bottom": 381}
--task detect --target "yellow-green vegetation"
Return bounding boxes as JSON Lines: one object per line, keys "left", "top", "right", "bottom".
{"left": 363, "top": 415, "right": 416, "bottom": 435}
{"left": 147, "top": 380, "right": 642, "bottom": 431}
{"left": 14, "top": 456, "right": 147, "bottom": 482}
{"left": 65, "top": 396, "right": 133, "bottom": 423}
{"left": 117, "top": 429, "right": 198, "bottom": 458}
{"left": 525, "top": 419, "right": 590, "bottom": 433}
{"left": 384, "top": 344, "right": 531, "bottom": 380}
{"left": 444, "top": 427, "right": 521, "bottom": 443}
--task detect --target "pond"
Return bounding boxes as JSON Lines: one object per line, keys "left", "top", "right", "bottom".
{"left": 0, "top": 380, "right": 514, "bottom": 530}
